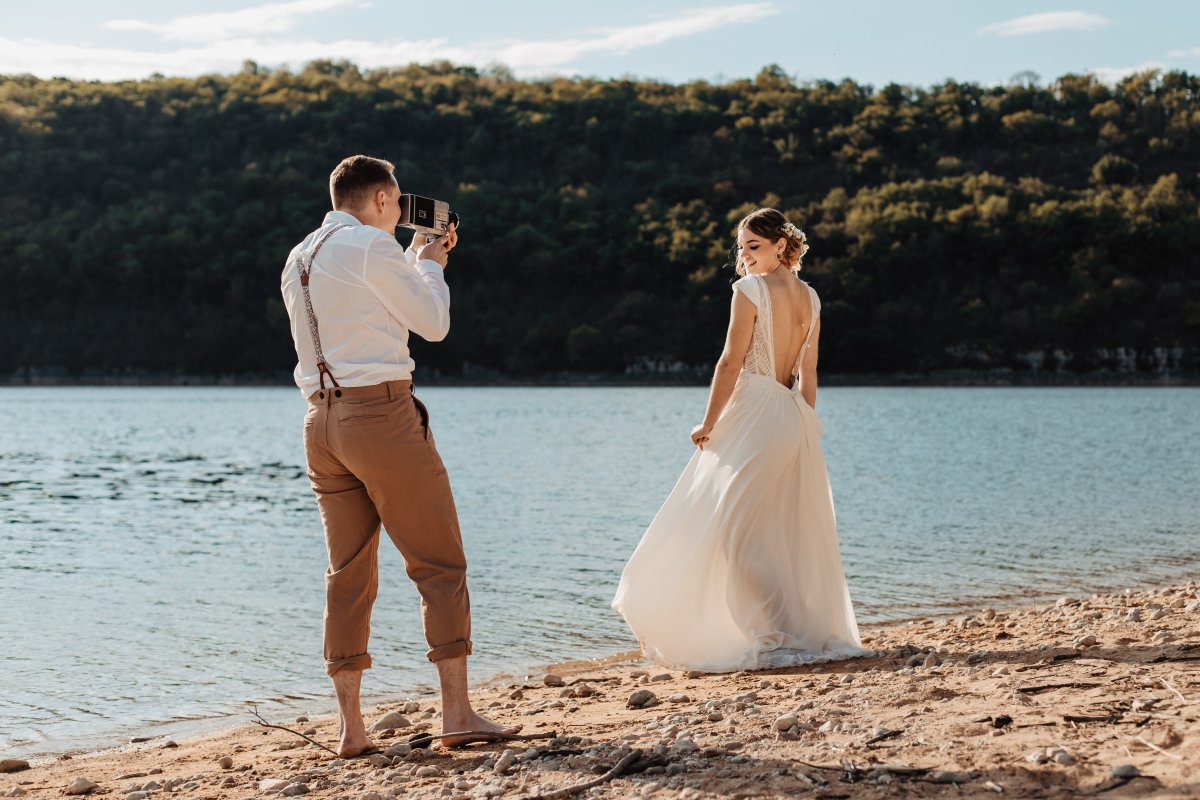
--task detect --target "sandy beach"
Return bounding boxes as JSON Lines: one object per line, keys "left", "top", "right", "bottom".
{"left": 3, "top": 582, "right": 1197, "bottom": 800}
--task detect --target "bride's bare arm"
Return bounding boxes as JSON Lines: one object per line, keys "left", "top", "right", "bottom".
{"left": 693, "top": 291, "right": 756, "bottom": 447}
{"left": 800, "top": 317, "right": 821, "bottom": 409}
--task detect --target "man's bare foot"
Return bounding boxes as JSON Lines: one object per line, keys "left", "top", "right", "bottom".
{"left": 338, "top": 731, "right": 376, "bottom": 759}
{"left": 331, "top": 669, "right": 375, "bottom": 757}
{"left": 439, "top": 710, "right": 522, "bottom": 748}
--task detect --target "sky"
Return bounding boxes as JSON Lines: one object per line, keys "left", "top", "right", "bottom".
{"left": 0, "top": 0, "right": 1195, "bottom": 87}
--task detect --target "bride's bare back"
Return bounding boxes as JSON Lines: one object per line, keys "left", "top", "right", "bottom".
{"left": 761, "top": 270, "right": 815, "bottom": 386}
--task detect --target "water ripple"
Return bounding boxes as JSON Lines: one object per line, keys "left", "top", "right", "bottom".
{"left": 0, "top": 386, "right": 1198, "bottom": 757}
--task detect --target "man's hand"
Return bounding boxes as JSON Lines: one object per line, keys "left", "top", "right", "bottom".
{"left": 415, "top": 223, "right": 458, "bottom": 268}
{"left": 417, "top": 234, "right": 451, "bottom": 267}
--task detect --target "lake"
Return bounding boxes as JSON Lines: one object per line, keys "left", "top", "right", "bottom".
{"left": 1, "top": 386, "right": 1198, "bottom": 757}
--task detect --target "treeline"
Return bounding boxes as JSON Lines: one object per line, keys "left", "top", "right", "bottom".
{"left": 1, "top": 62, "right": 1198, "bottom": 380}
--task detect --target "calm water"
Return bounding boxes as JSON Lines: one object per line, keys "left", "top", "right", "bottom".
{"left": 1, "top": 386, "right": 1198, "bottom": 757}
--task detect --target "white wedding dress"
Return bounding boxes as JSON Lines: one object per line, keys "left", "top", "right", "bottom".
{"left": 612, "top": 274, "right": 872, "bottom": 672}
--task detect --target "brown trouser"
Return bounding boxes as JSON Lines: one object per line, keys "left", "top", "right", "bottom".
{"left": 303, "top": 379, "right": 471, "bottom": 674}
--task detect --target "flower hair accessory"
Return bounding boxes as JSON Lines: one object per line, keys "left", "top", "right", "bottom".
{"left": 782, "top": 221, "right": 803, "bottom": 239}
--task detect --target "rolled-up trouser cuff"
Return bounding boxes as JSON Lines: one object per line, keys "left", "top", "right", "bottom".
{"left": 326, "top": 652, "right": 372, "bottom": 676}
{"left": 426, "top": 639, "right": 472, "bottom": 663}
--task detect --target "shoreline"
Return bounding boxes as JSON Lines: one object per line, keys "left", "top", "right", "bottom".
{"left": 3, "top": 371, "right": 1199, "bottom": 388}
{"left": 5, "top": 582, "right": 1197, "bottom": 798}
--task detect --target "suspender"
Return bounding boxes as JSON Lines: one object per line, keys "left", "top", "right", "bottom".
{"left": 295, "top": 224, "right": 349, "bottom": 390}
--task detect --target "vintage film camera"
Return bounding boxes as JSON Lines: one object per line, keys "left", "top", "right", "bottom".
{"left": 398, "top": 193, "right": 461, "bottom": 239}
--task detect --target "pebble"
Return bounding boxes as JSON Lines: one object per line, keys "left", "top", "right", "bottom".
{"left": 650, "top": 673, "right": 672, "bottom": 683}
{"left": 628, "top": 689, "right": 658, "bottom": 709}
{"left": 922, "top": 653, "right": 940, "bottom": 668}
{"left": 7, "top": 790, "right": 27, "bottom": 798}
{"left": 125, "top": 793, "right": 150, "bottom": 800}
{"left": 818, "top": 720, "right": 836, "bottom": 733}
{"left": 359, "top": 793, "right": 386, "bottom": 800}
{"left": 1054, "top": 750, "right": 1077, "bottom": 765}
{"left": 259, "top": 778, "right": 290, "bottom": 792}
{"left": 218, "top": 756, "right": 234, "bottom": 769}
{"left": 415, "top": 766, "right": 443, "bottom": 778}
{"left": 65, "top": 778, "right": 98, "bottom": 796}
{"left": 0, "top": 760, "right": 30, "bottom": 774}
{"left": 686, "top": 670, "right": 704, "bottom": 679}
{"left": 140, "top": 781, "right": 161, "bottom": 791}
{"left": 991, "top": 665, "right": 1010, "bottom": 676}
{"left": 771, "top": 714, "right": 798, "bottom": 732}
{"left": 707, "top": 711, "right": 724, "bottom": 722}
{"left": 160, "top": 740, "right": 178, "bottom": 749}
{"left": 670, "top": 736, "right": 699, "bottom": 754}
{"left": 1151, "top": 608, "right": 1168, "bottom": 620}
{"left": 372, "top": 711, "right": 412, "bottom": 731}
{"left": 1126, "top": 608, "right": 1143, "bottom": 623}
{"left": 669, "top": 694, "right": 691, "bottom": 703}
{"left": 493, "top": 749, "right": 517, "bottom": 774}
{"left": 1026, "top": 750, "right": 1049, "bottom": 764}
{"left": 281, "top": 784, "right": 310, "bottom": 796}
{"left": 384, "top": 742, "right": 412, "bottom": 758}
{"left": 1112, "top": 764, "right": 1141, "bottom": 779}
{"left": 1074, "top": 635, "right": 1097, "bottom": 647}
{"left": 542, "top": 673, "right": 565, "bottom": 687}
{"left": 295, "top": 715, "right": 310, "bottom": 723}
{"left": 1152, "top": 630, "right": 1175, "bottom": 643}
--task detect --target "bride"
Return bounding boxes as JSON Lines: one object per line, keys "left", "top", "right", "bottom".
{"left": 612, "top": 208, "right": 872, "bottom": 672}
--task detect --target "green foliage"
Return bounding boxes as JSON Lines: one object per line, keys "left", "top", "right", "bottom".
{"left": 1, "top": 65, "right": 1198, "bottom": 378}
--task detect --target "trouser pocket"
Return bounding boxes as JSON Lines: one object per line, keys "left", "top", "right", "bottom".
{"left": 412, "top": 395, "right": 433, "bottom": 442}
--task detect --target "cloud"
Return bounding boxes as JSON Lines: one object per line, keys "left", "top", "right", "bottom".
{"left": 1089, "top": 61, "right": 1167, "bottom": 84}
{"left": 0, "top": 2, "right": 779, "bottom": 81}
{"left": 487, "top": 3, "right": 778, "bottom": 70}
{"left": 105, "top": 0, "right": 367, "bottom": 43}
{"left": 1167, "top": 46, "right": 1200, "bottom": 58}
{"left": 978, "top": 11, "right": 1112, "bottom": 37}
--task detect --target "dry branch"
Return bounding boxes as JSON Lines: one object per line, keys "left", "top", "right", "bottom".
{"left": 249, "top": 705, "right": 337, "bottom": 756}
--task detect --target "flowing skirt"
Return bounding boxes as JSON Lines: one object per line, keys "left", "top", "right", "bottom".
{"left": 612, "top": 372, "right": 872, "bottom": 672}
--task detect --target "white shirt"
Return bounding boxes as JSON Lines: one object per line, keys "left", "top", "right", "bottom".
{"left": 281, "top": 210, "right": 449, "bottom": 397}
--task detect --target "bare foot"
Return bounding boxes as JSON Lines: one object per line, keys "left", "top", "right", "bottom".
{"left": 439, "top": 710, "right": 522, "bottom": 748}
{"left": 330, "top": 669, "right": 374, "bottom": 757}
{"left": 338, "top": 728, "right": 376, "bottom": 759}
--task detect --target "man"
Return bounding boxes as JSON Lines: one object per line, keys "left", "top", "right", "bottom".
{"left": 281, "top": 155, "right": 516, "bottom": 756}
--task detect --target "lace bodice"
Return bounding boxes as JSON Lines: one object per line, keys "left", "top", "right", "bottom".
{"left": 742, "top": 278, "right": 776, "bottom": 377}
{"left": 735, "top": 275, "right": 821, "bottom": 385}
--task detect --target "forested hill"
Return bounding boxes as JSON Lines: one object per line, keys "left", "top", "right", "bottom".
{"left": 2, "top": 62, "right": 1198, "bottom": 382}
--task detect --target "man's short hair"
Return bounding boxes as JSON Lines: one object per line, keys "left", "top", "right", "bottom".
{"left": 329, "top": 155, "right": 396, "bottom": 210}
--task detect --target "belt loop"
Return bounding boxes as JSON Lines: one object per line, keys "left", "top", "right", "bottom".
{"left": 387, "top": 381, "right": 396, "bottom": 401}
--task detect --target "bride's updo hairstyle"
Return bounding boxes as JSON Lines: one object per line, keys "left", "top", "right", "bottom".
{"left": 734, "top": 208, "right": 809, "bottom": 276}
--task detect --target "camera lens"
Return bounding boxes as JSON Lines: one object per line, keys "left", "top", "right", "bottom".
{"left": 448, "top": 211, "right": 461, "bottom": 231}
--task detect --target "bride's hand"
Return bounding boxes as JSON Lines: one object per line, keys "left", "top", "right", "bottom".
{"left": 691, "top": 424, "right": 712, "bottom": 449}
